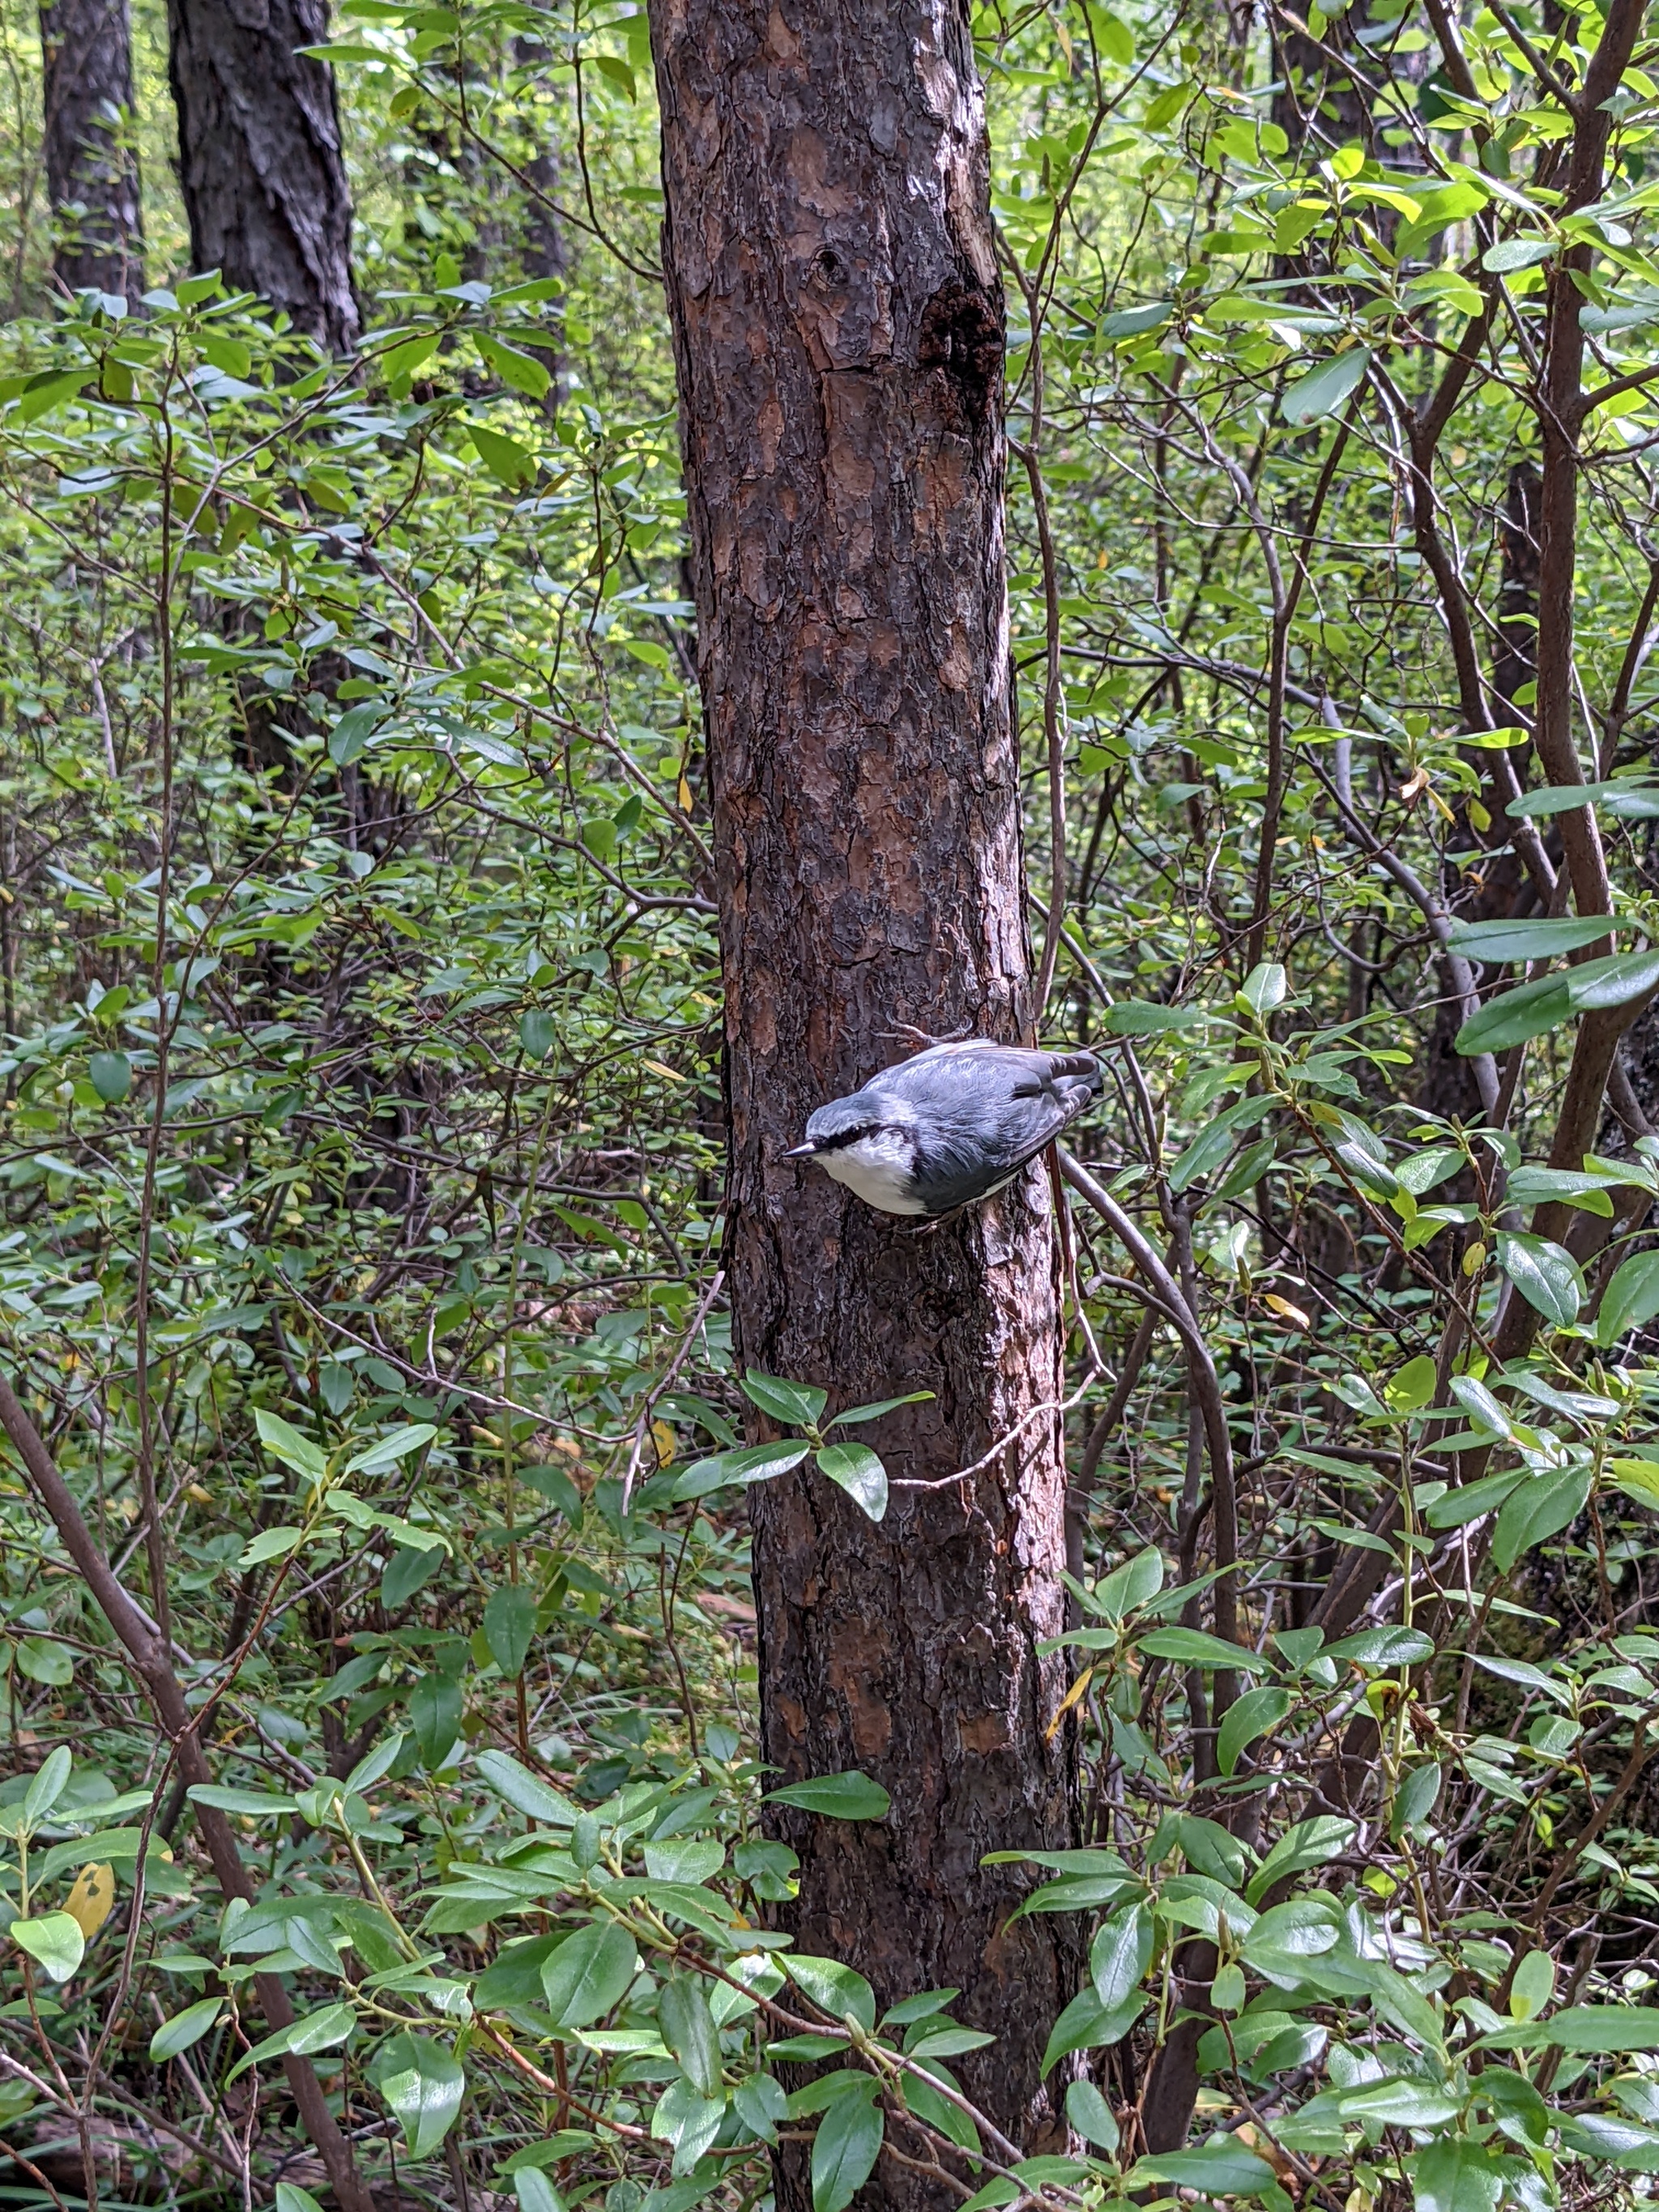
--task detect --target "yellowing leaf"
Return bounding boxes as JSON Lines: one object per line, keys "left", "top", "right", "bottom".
{"left": 63, "top": 1862, "right": 115, "bottom": 1941}
{"left": 1046, "top": 1666, "right": 1094, "bottom": 1742}
{"left": 650, "top": 1421, "right": 677, "bottom": 1467}
{"left": 1264, "top": 1294, "right": 1310, "bottom": 1328}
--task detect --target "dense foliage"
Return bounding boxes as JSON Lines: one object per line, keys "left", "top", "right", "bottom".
{"left": 10, "top": 1, "right": 1659, "bottom": 2210}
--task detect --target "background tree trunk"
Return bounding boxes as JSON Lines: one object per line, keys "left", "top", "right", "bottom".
{"left": 167, "top": 0, "right": 359, "bottom": 351}
{"left": 39, "top": 0, "right": 143, "bottom": 302}
{"left": 648, "top": 0, "right": 1081, "bottom": 2196}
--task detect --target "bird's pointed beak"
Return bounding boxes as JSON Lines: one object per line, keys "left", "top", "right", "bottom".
{"left": 784, "top": 1140, "right": 820, "bottom": 1159}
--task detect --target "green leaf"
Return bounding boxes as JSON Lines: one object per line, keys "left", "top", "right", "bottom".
{"left": 87, "top": 1051, "right": 131, "bottom": 1102}
{"left": 1411, "top": 2139, "right": 1502, "bottom": 2212}
{"left": 1131, "top": 2138, "right": 1277, "bottom": 2194}
{"left": 811, "top": 2082, "right": 882, "bottom": 2212}
{"left": 1511, "top": 1949, "right": 1555, "bottom": 2021}
{"left": 409, "top": 1672, "right": 462, "bottom": 1767}
{"left": 1137, "top": 1626, "right": 1263, "bottom": 1671}
{"left": 734, "top": 2073, "right": 790, "bottom": 2145}
{"left": 475, "top": 1934, "right": 562, "bottom": 2010}
{"left": 327, "top": 701, "right": 387, "bottom": 765}
{"left": 520, "top": 1010, "right": 556, "bottom": 1061}
{"left": 540, "top": 1922, "right": 638, "bottom": 2027}
{"left": 228, "top": 2001, "right": 355, "bottom": 2081}
{"left": 1508, "top": 778, "right": 1659, "bottom": 819}
{"left": 1483, "top": 235, "right": 1554, "bottom": 272}
{"left": 1094, "top": 1547, "right": 1163, "bottom": 1624}
{"left": 483, "top": 1583, "right": 537, "bottom": 1677}
{"left": 1102, "top": 999, "right": 1201, "bottom": 1034}
{"left": 238, "top": 1524, "right": 306, "bottom": 1567}
{"left": 476, "top": 334, "right": 552, "bottom": 399}
{"left": 514, "top": 2172, "right": 565, "bottom": 2212}
{"left": 1217, "top": 1686, "right": 1292, "bottom": 1775}
{"left": 1168, "top": 1095, "right": 1270, "bottom": 1191}
{"left": 1447, "top": 914, "right": 1619, "bottom": 962}
{"left": 815, "top": 1443, "right": 887, "bottom": 1521}
{"left": 373, "top": 2032, "right": 466, "bottom": 2158}
{"left": 1495, "top": 1231, "right": 1584, "bottom": 1327}
{"left": 1455, "top": 972, "right": 1573, "bottom": 1055}
{"left": 254, "top": 1409, "right": 328, "bottom": 1481}
{"left": 827, "top": 1390, "right": 934, "bottom": 1426}
{"left": 1384, "top": 1354, "right": 1437, "bottom": 1412}
{"left": 1099, "top": 302, "right": 1171, "bottom": 339}
{"left": 784, "top": 1954, "right": 876, "bottom": 2030}
{"left": 15, "top": 1637, "right": 72, "bottom": 1686}
{"left": 474, "top": 1750, "right": 577, "bottom": 1826}
{"left": 1238, "top": 961, "right": 1287, "bottom": 1014}
{"left": 150, "top": 1997, "right": 224, "bottom": 2060}
{"left": 1086, "top": 3, "right": 1134, "bottom": 62}
{"left": 1324, "top": 1626, "right": 1434, "bottom": 1669}
{"left": 671, "top": 1441, "right": 811, "bottom": 1499}
{"left": 1090, "top": 1901, "right": 1154, "bottom": 2010}
{"left": 765, "top": 1771, "right": 890, "bottom": 1821}
{"left": 1598, "top": 1251, "right": 1659, "bottom": 1343}
{"left": 1337, "top": 2079, "right": 1461, "bottom": 2126}
{"left": 22, "top": 1747, "right": 71, "bottom": 1827}
{"left": 1038, "top": 1983, "right": 1144, "bottom": 2073}
{"left": 1545, "top": 2005, "right": 1659, "bottom": 2051}
{"left": 1479, "top": 2004, "right": 1659, "bottom": 2052}
{"left": 1246, "top": 1816, "right": 1355, "bottom": 1905}
{"left": 1567, "top": 948, "right": 1659, "bottom": 1010}
{"left": 10, "top": 1912, "right": 85, "bottom": 1981}
{"left": 1492, "top": 1464, "right": 1593, "bottom": 1572}
{"left": 740, "top": 1371, "right": 828, "bottom": 1427}
{"left": 14, "top": 372, "right": 93, "bottom": 422}
{"left": 186, "top": 1785, "right": 298, "bottom": 1817}
{"left": 468, "top": 424, "right": 535, "bottom": 488}
{"left": 343, "top": 1422, "right": 437, "bottom": 1475}
{"left": 1282, "top": 347, "right": 1369, "bottom": 423}
{"left": 1611, "top": 1457, "right": 1659, "bottom": 1511}
{"left": 659, "top": 1973, "right": 722, "bottom": 2097}
{"left": 1065, "top": 2078, "right": 1119, "bottom": 2151}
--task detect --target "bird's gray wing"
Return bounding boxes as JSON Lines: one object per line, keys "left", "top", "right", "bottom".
{"left": 893, "top": 1046, "right": 1100, "bottom": 1213}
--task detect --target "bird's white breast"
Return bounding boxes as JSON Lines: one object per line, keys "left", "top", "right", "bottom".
{"left": 818, "top": 1131, "right": 927, "bottom": 1215}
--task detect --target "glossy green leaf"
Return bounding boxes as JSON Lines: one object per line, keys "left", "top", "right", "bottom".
{"left": 1495, "top": 1231, "right": 1584, "bottom": 1327}
{"left": 783, "top": 1953, "right": 876, "bottom": 2030}
{"left": 10, "top": 1912, "right": 84, "bottom": 1981}
{"left": 541, "top": 1922, "right": 638, "bottom": 2027}
{"left": 814, "top": 1442, "right": 887, "bottom": 1521}
{"left": 1090, "top": 1901, "right": 1154, "bottom": 2010}
{"left": 373, "top": 2032, "right": 466, "bottom": 2157}
{"left": 150, "top": 1997, "right": 224, "bottom": 2060}
{"left": 765, "top": 1771, "right": 890, "bottom": 1820}
{"left": 811, "top": 2082, "right": 882, "bottom": 2212}
{"left": 1217, "top": 1686, "right": 1292, "bottom": 1775}
{"left": 483, "top": 1583, "right": 537, "bottom": 1677}
{"left": 740, "top": 1370, "right": 828, "bottom": 1427}
{"left": 1447, "top": 914, "right": 1619, "bottom": 961}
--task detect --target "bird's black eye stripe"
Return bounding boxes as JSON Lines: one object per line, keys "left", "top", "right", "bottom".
{"left": 815, "top": 1124, "right": 875, "bottom": 1153}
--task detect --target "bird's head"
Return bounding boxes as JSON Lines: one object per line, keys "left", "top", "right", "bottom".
{"left": 784, "top": 1092, "right": 910, "bottom": 1161}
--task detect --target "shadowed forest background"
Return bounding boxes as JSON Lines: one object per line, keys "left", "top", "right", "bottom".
{"left": 5, "top": 0, "right": 1659, "bottom": 2209}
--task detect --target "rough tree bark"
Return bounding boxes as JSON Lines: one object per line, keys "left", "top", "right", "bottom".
{"left": 647, "top": 0, "right": 1081, "bottom": 2196}
{"left": 39, "top": 0, "right": 143, "bottom": 301}
{"left": 168, "top": 0, "right": 360, "bottom": 351}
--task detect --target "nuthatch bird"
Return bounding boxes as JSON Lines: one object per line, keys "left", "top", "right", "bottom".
{"left": 785, "top": 1039, "right": 1101, "bottom": 1217}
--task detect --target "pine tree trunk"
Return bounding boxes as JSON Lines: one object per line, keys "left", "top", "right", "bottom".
{"left": 39, "top": 0, "right": 143, "bottom": 302}
{"left": 648, "top": 0, "right": 1081, "bottom": 2197}
{"left": 167, "top": 0, "right": 359, "bottom": 351}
